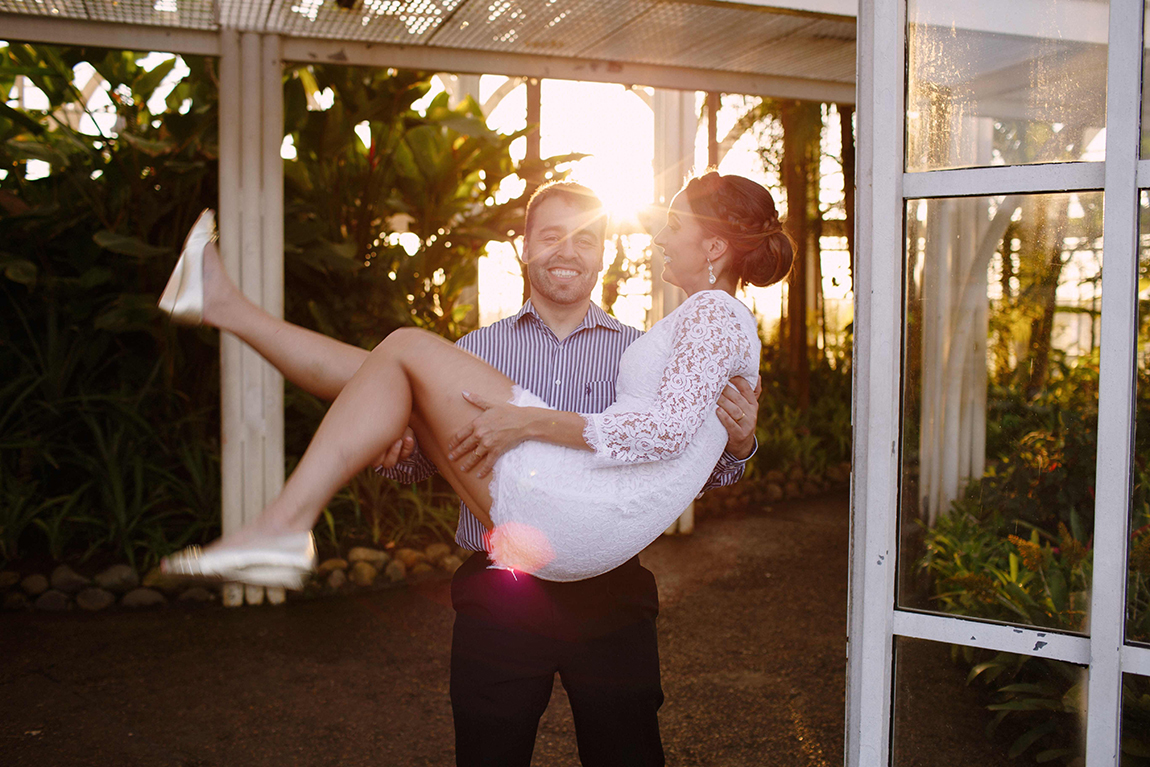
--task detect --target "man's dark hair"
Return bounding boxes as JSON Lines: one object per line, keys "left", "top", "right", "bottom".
{"left": 524, "top": 181, "right": 607, "bottom": 242}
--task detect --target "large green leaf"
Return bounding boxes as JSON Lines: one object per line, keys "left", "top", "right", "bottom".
{"left": 93, "top": 230, "right": 172, "bottom": 258}
{"left": 0, "top": 102, "right": 46, "bottom": 135}
{"left": 120, "top": 133, "right": 175, "bottom": 157}
{"left": 133, "top": 56, "right": 178, "bottom": 102}
{"left": 3, "top": 259, "right": 37, "bottom": 286}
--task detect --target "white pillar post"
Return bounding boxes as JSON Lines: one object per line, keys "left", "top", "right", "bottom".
{"left": 218, "top": 27, "right": 243, "bottom": 557}
{"left": 447, "top": 73, "right": 482, "bottom": 329}
{"left": 652, "top": 88, "right": 699, "bottom": 534}
{"left": 217, "top": 30, "right": 285, "bottom": 606}
{"left": 846, "top": 0, "right": 904, "bottom": 763}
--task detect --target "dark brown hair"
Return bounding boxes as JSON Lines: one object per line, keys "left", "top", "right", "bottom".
{"left": 683, "top": 171, "right": 794, "bottom": 287}
{"left": 524, "top": 180, "right": 607, "bottom": 241}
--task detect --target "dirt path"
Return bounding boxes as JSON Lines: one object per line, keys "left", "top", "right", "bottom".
{"left": 1, "top": 494, "right": 852, "bottom": 766}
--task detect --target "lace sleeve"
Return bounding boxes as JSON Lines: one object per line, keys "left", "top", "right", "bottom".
{"left": 583, "top": 293, "right": 750, "bottom": 465}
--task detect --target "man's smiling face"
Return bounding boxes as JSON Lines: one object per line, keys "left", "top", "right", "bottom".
{"left": 522, "top": 195, "right": 605, "bottom": 310}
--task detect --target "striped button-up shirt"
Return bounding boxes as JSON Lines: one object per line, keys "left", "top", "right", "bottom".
{"left": 380, "top": 300, "right": 752, "bottom": 551}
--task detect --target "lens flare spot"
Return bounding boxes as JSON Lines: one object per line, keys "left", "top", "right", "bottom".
{"left": 488, "top": 522, "right": 555, "bottom": 574}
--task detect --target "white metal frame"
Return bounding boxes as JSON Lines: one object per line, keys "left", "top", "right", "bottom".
{"left": 849, "top": 1, "right": 1150, "bottom": 765}
{"left": 0, "top": 14, "right": 856, "bottom": 104}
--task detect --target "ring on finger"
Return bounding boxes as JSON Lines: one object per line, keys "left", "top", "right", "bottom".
{"left": 735, "top": 410, "right": 745, "bottom": 421}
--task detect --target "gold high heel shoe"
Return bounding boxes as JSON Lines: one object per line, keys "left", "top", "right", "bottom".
{"left": 158, "top": 209, "right": 215, "bottom": 326}
{"left": 162, "top": 531, "right": 317, "bottom": 590}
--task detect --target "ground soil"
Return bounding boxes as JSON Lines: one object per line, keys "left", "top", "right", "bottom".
{"left": 0, "top": 491, "right": 1014, "bottom": 766}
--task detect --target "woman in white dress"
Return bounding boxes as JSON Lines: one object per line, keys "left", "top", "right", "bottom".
{"left": 163, "top": 172, "right": 794, "bottom": 585}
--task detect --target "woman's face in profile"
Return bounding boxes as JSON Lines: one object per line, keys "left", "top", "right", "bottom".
{"left": 653, "top": 193, "right": 712, "bottom": 291}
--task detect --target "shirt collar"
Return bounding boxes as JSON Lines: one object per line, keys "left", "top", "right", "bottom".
{"left": 513, "top": 299, "right": 629, "bottom": 335}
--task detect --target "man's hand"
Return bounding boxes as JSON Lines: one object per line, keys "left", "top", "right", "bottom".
{"left": 374, "top": 427, "right": 416, "bottom": 469}
{"left": 447, "top": 391, "right": 532, "bottom": 478}
{"left": 717, "top": 375, "right": 761, "bottom": 460}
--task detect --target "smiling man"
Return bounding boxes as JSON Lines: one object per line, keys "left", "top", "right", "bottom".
{"left": 381, "top": 180, "right": 760, "bottom": 766}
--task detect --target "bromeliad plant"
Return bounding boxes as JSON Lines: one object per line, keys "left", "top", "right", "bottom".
{"left": 921, "top": 491, "right": 1150, "bottom": 764}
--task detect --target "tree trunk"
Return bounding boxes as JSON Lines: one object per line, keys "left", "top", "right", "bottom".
{"left": 1025, "top": 200, "right": 1070, "bottom": 399}
{"left": 779, "top": 100, "right": 821, "bottom": 410}
{"left": 838, "top": 103, "right": 856, "bottom": 290}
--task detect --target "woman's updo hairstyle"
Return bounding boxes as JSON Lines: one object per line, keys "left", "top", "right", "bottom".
{"left": 683, "top": 171, "right": 795, "bottom": 288}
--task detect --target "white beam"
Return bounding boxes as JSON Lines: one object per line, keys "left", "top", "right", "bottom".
{"left": 280, "top": 38, "right": 856, "bottom": 103}
{"left": 1086, "top": 0, "right": 1143, "bottom": 763}
{"left": 716, "top": 0, "right": 856, "bottom": 17}
{"left": 0, "top": 15, "right": 219, "bottom": 55}
{"left": 217, "top": 27, "right": 243, "bottom": 602}
{"left": 846, "top": 0, "right": 903, "bottom": 765}
{"left": 1125, "top": 645, "right": 1150, "bottom": 677}
{"left": 261, "top": 33, "right": 285, "bottom": 508}
{"left": 2, "top": 13, "right": 856, "bottom": 103}
{"left": 903, "top": 162, "right": 1106, "bottom": 199}
{"left": 892, "top": 610, "right": 1091, "bottom": 665}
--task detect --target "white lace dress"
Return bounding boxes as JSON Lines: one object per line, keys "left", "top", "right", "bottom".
{"left": 487, "top": 290, "right": 761, "bottom": 581}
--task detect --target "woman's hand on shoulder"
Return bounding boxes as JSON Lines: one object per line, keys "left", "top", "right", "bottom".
{"left": 448, "top": 391, "right": 536, "bottom": 477}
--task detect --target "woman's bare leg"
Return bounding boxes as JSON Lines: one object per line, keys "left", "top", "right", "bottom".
{"left": 201, "top": 241, "right": 367, "bottom": 401}
{"left": 210, "top": 327, "right": 510, "bottom": 549}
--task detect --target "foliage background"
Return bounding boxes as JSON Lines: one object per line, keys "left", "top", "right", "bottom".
{"left": 0, "top": 43, "right": 575, "bottom": 568}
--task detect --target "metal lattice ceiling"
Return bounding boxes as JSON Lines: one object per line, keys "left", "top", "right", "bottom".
{"left": 0, "top": 0, "right": 856, "bottom": 87}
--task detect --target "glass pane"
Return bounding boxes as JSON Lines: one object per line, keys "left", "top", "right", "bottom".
{"left": 1143, "top": 2, "right": 1150, "bottom": 158}
{"left": 906, "top": 0, "right": 1109, "bottom": 171}
{"left": 1123, "top": 673, "right": 1150, "bottom": 764}
{"left": 899, "top": 193, "right": 1103, "bottom": 634}
{"left": 1131, "top": 192, "right": 1150, "bottom": 648}
{"left": 894, "top": 636, "right": 1087, "bottom": 765}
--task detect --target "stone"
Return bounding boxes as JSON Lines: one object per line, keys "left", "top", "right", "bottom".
{"left": 3, "top": 592, "right": 30, "bottom": 610}
{"left": 347, "top": 547, "right": 389, "bottom": 566}
{"left": 410, "top": 562, "right": 434, "bottom": 580}
{"left": 316, "top": 558, "right": 348, "bottom": 575}
{"left": 94, "top": 564, "right": 139, "bottom": 594}
{"left": 142, "top": 566, "right": 183, "bottom": 594}
{"left": 784, "top": 481, "right": 802, "bottom": 500}
{"left": 326, "top": 569, "right": 347, "bottom": 590}
{"left": 265, "top": 586, "right": 286, "bottom": 606}
{"left": 424, "top": 542, "right": 452, "bottom": 564}
{"left": 765, "top": 483, "right": 785, "bottom": 502}
{"left": 440, "top": 555, "right": 463, "bottom": 574}
{"left": 75, "top": 587, "right": 116, "bottom": 612}
{"left": 350, "top": 561, "right": 378, "bottom": 587}
{"left": 34, "top": 590, "right": 71, "bottom": 611}
{"left": 384, "top": 560, "right": 406, "bottom": 583}
{"left": 786, "top": 466, "right": 805, "bottom": 483}
{"left": 177, "top": 587, "right": 216, "bottom": 603}
{"left": 221, "top": 583, "right": 245, "bottom": 608}
{"left": 394, "top": 548, "right": 426, "bottom": 569}
{"left": 802, "top": 479, "right": 823, "bottom": 497}
{"left": 244, "top": 585, "right": 265, "bottom": 606}
{"left": 765, "top": 469, "right": 787, "bottom": 485}
{"left": 20, "top": 573, "right": 48, "bottom": 596}
{"left": 0, "top": 570, "right": 20, "bottom": 589}
{"left": 121, "top": 587, "right": 166, "bottom": 608}
{"left": 50, "top": 564, "right": 90, "bottom": 594}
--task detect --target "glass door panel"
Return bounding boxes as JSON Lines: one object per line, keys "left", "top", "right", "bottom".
{"left": 907, "top": 0, "right": 1109, "bottom": 171}
{"left": 893, "top": 636, "right": 1087, "bottom": 765}
{"left": 900, "top": 192, "right": 1103, "bottom": 633}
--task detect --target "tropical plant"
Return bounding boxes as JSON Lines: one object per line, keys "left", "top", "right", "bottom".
{"left": 0, "top": 41, "right": 575, "bottom": 567}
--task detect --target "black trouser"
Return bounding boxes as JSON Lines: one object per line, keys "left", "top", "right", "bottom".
{"left": 450, "top": 552, "right": 665, "bottom": 767}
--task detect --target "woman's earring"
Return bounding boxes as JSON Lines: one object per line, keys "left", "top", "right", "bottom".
{"left": 707, "top": 260, "right": 717, "bottom": 285}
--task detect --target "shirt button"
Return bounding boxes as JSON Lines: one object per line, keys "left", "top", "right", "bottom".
{"left": 554, "top": 379, "right": 561, "bottom": 386}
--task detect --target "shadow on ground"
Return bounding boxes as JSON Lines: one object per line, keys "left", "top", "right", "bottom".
{"left": 1, "top": 493, "right": 854, "bottom": 766}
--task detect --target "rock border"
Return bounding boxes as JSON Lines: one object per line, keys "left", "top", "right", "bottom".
{"left": 1, "top": 543, "right": 473, "bottom": 613}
